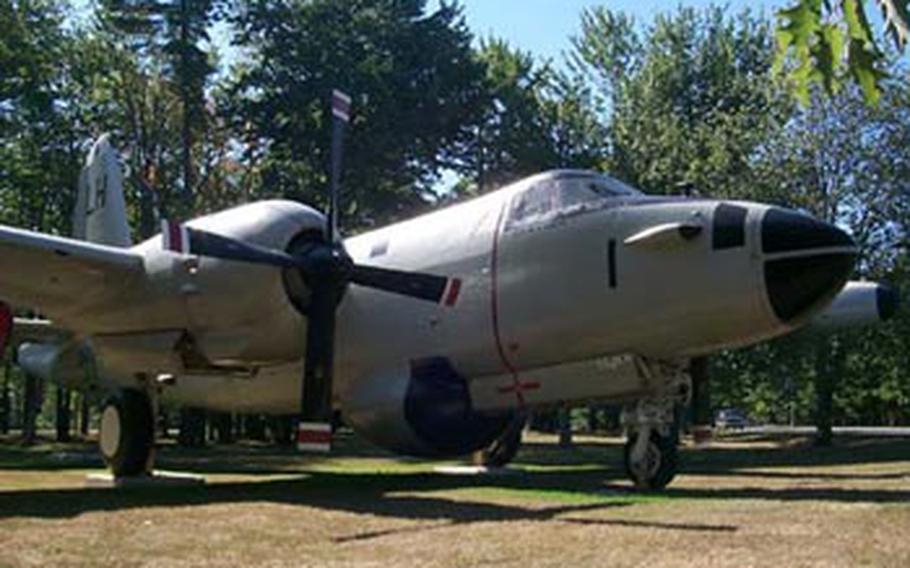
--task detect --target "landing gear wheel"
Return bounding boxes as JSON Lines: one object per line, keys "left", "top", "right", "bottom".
{"left": 480, "top": 413, "right": 526, "bottom": 468}
{"left": 99, "top": 389, "right": 154, "bottom": 477}
{"left": 624, "top": 430, "right": 677, "bottom": 490}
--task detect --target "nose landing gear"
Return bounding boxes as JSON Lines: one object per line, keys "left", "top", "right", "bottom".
{"left": 623, "top": 426, "right": 678, "bottom": 490}
{"left": 621, "top": 360, "right": 688, "bottom": 490}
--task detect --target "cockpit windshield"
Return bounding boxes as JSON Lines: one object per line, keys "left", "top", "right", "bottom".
{"left": 506, "top": 171, "right": 641, "bottom": 229}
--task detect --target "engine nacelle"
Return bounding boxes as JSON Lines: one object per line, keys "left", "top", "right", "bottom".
{"left": 341, "top": 357, "right": 515, "bottom": 457}
{"left": 138, "top": 200, "right": 327, "bottom": 366}
{"left": 809, "top": 281, "right": 899, "bottom": 331}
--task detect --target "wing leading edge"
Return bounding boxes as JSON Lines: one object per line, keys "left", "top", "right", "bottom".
{"left": 0, "top": 224, "right": 144, "bottom": 316}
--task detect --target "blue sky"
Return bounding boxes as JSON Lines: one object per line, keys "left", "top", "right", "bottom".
{"left": 447, "top": 1, "right": 787, "bottom": 62}
{"left": 72, "top": 1, "right": 793, "bottom": 65}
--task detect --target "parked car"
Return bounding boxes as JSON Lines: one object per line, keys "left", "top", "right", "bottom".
{"left": 715, "top": 408, "right": 749, "bottom": 429}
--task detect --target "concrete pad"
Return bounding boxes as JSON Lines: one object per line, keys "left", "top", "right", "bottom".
{"left": 85, "top": 470, "right": 206, "bottom": 489}
{"left": 433, "top": 465, "right": 521, "bottom": 476}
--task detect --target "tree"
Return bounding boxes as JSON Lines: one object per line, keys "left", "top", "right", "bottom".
{"left": 454, "top": 40, "right": 607, "bottom": 196}
{"left": 573, "top": 6, "right": 786, "bottom": 196}
{"left": 775, "top": 0, "right": 909, "bottom": 104}
{"left": 716, "top": 81, "right": 910, "bottom": 435}
{"left": 455, "top": 39, "right": 554, "bottom": 193}
{"left": 99, "top": 0, "right": 222, "bottom": 215}
{"left": 229, "top": 0, "right": 487, "bottom": 227}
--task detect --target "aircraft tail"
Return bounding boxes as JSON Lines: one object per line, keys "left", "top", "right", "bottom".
{"left": 73, "top": 134, "right": 132, "bottom": 247}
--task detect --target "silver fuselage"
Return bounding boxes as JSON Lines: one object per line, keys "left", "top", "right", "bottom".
{"left": 42, "top": 172, "right": 854, "bottom": 439}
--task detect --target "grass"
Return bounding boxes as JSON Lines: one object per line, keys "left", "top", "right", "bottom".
{"left": 0, "top": 432, "right": 908, "bottom": 567}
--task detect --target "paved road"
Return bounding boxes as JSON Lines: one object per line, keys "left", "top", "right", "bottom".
{"left": 735, "top": 425, "right": 910, "bottom": 437}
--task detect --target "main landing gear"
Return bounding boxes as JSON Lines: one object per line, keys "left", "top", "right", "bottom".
{"left": 99, "top": 388, "right": 155, "bottom": 477}
{"left": 620, "top": 360, "right": 688, "bottom": 490}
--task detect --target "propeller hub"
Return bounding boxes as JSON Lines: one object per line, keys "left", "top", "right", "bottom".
{"left": 300, "top": 243, "right": 353, "bottom": 286}
{"left": 282, "top": 238, "right": 354, "bottom": 315}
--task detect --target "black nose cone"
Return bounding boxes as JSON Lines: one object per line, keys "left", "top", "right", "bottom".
{"left": 762, "top": 208, "right": 857, "bottom": 323}
{"left": 762, "top": 208, "right": 855, "bottom": 253}
{"left": 765, "top": 254, "right": 856, "bottom": 322}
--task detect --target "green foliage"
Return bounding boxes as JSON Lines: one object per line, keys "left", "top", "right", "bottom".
{"left": 228, "top": 0, "right": 487, "bottom": 226}
{"left": 573, "top": 6, "right": 784, "bottom": 197}
{"left": 1, "top": 1, "right": 909, "bottom": 429}
{"left": 100, "top": 0, "right": 224, "bottom": 217}
{"left": 452, "top": 39, "right": 607, "bottom": 195}
{"left": 774, "top": 0, "right": 908, "bottom": 105}
{"left": 0, "top": 0, "right": 80, "bottom": 234}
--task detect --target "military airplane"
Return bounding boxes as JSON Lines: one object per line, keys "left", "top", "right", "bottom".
{"left": 1, "top": 94, "right": 898, "bottom": 489}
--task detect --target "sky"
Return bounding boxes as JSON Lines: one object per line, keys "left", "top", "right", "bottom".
{"left": 445, "top": 0, "right": 786, "bottom": 63}
{"left": 70, "top": 1, "right": 798, "bottom": 68}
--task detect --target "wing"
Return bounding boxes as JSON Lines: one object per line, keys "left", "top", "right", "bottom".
{"left": 11, "top": 318, "right": 69, "bottom": 344}
{"left": 0, "top": 224, "right": 144, "bottom": 315}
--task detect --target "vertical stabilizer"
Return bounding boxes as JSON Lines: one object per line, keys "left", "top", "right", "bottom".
{"left": 74, "top": 134, "right": 132, "bottom": 247}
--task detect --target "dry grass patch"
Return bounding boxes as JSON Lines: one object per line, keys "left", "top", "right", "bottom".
{"left": 0, "top": 434, "right": 908, "bottom": 567}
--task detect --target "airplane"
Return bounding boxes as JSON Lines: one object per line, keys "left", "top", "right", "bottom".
{"left": 0, "top": 94, "right": 899, "bottom": 490}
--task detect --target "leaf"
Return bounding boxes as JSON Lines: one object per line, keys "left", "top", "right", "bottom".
{"left": 847, "top": 40, "right": 888, "bottom": 105}
{"left": 876, "top": 0, "right": 910, "bottom": 49}
{"left": 775, "top": 1, "right": 824, "bottom": 100}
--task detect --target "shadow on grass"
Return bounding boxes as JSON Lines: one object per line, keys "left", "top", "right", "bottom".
{"left": 0, "top": 435, "right": 908, "bottom": 526}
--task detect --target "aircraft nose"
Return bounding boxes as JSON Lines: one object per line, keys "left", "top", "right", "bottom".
{"left": 761, "top": 208, "right": 857, "bottom": 323}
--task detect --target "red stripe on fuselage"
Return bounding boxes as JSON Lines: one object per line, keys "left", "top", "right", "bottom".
{"left": 497, "top": 381, "right": 540, "bottom": 395}
{"left": 444, "top": 278, "right": 462, "bottom": 306}
{"left": 490, "top": 203, "right": 526, "bottom": 406}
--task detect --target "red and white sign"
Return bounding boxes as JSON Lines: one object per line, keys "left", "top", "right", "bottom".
{"left": 297, "top": 421, "right": 332, "bottom": 453}
{"left": 161, "top": 220, "right": 191, "bottom": 255}
{"left": 332, "top": 90, "right": 351, "bottom": 123}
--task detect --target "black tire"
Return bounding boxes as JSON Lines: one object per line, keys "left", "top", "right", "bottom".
{"left": 99, "top": 389, "right": 154, "bottom": 477}
{"left": 623, "top": 430, "right": 678, "bottom": 490}
{"left": 481, "top": 413, "right": 526, "bottom": 468}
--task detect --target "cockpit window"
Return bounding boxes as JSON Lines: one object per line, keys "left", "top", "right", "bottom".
{"left": 506, "top": 172, "right": 640, "bottom": 230}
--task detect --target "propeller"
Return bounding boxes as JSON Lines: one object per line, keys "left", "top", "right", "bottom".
{"left": 162, "top": 89, "right": 458, "bottom": 452}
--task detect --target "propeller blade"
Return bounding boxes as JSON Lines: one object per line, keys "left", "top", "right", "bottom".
{"left": 297, "top": 280, "right": 337, "bottom": 453}
{"left": 328, "top": 89, "right": 351, "bottom": 243}
{"left": 350, "top": 264, "right": 453, "bottom": 304}
{"left": 161, "top": 220, "right": 298, "bottom": 269}
{"left": 297, "top": 87, "right": 350, "bottom": 452}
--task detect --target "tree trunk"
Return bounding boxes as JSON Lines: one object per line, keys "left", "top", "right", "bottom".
{"left": 79, "top": 394, "right": 90, "bottom": 437}
{"left": 55, "top": 387, "right": 71, "bottom": 442}
{"left": 690, "top": 357, "right": 712, "bottom": 426}
{"left": 586, "top": 404, "right": 599, "bottom": 434}
{"left": 0, "top": 359, "right": 10, "bottom": 435}
{"left": 243, "top": 414, "right": 267, "bottom": 442}
{"left": 557, "top": 405, "right": 573, "bottom": 448}
{"left": 21, "top": 375, "right": 40, "bottom": 445}
{"left": 814, "top": 336, "right": 836, "bottom": 446}
{"left": 79, "top": 394, "right": 91, "bottom": 437}
{"left": 211, "top": 412, "right": 234, "bottom": 445}
{"left": 179, "top": 0, "right": 194, "bottom": 213}
{"left": 270, "top": 416, "right": 295, "bottom": 447}
{"left": 178, "top": 408, "right": 207, "bottom": 447}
